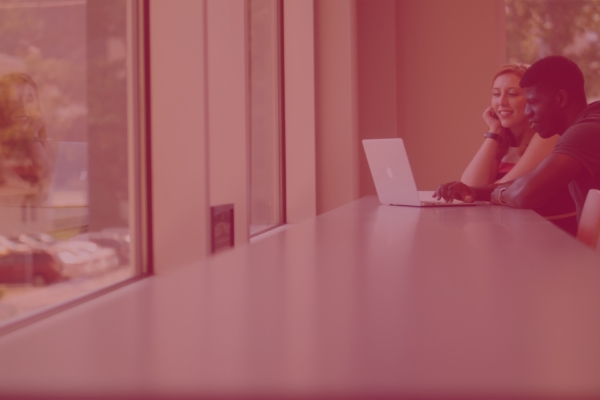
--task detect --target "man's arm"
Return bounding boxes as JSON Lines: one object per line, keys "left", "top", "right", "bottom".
{"left": 494, "top": 153, "right": 583, "bottom": 208}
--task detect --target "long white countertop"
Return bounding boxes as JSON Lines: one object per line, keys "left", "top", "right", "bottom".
{"left": 0, "top": 196, "right": 599, "bottom": 399}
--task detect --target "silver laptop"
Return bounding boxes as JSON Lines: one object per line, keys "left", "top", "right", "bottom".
{"left": 363, "top": 138, "right": 482, "bottom": 207}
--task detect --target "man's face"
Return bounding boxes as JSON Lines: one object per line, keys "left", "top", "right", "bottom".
{"left": 523, "top": 85, "right": 565, "bottom": 138}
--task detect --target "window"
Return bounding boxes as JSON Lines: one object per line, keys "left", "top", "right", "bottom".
{"left": 248, "top": 0, "right": 284, "bottom": 236}
{"left": 0, "top": 0, "right": 147, "bottom": 327}
{"left": 506, "top": 0, "right": 600, "bottom": 101}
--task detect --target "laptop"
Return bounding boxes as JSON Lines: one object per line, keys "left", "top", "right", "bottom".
{"left": 363, "top": 138, "right": 483, "bottom": 207}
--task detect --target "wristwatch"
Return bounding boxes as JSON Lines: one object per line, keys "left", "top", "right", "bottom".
{"left": 484, "top": 131, "right": 503, "bottom": 143}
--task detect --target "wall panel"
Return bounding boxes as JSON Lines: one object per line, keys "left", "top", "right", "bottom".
{"left": 395, "top": 0, "right": 506, "bottom": 190}
{"left": 150, "top": 0, "right": 209, "bottom": 273}
{"left": 206, "top": 0, "right": 250, "bottom": 246}
{"left": 314, "top": 0, "right": 359, "bottom": 215}
{"left": 284, "top": 0, "right": 317, "bottom": 223}
{"left": 356, "top": 0, "right": 398, "bottom": 197}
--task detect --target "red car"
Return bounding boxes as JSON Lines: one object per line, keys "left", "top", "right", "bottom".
{"left": 0, "top": 250, "right": 64, "bottom": 286}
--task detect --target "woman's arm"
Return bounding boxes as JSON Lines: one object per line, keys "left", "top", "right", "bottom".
{"left": 460, "top": 106, "right": 506, "bottom": 186}
{"left": 494, "top": 133, "right": 558, "bottom": 184}
{"left": 460, "top": 137, "right": 502, "bottom": 186}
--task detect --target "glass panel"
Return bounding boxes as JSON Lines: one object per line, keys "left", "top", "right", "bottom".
{"left": 506, "top": 0, "right": 600, "bottom": 101}
{"left": 0, "top": 0, "right": 142, "bottom": 325}
{"left": 249, "top": 0, "right": 283, "bottom": 236}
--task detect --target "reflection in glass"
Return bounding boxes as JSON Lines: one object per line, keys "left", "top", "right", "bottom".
{"left": 249, "top": 0, "right": 284, "bottom": 236}
{"left": 0, "top": 0, "right": 141, "bottom": 325}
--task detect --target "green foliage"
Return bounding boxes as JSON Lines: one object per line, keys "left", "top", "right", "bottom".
{"left": 506, "top": 0, "right": 600, "bottom": 100}
{"left": 0, "top": 0, "right": 87, "bottom": 142}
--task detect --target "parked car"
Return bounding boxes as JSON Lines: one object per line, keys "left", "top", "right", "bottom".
{"left": 15, "top": 234, "right": 119, "bottom": 279}
{"left": 0, "top": 236, "right": 30, "bottom": 252}
{"left": 71, "top": 230, "right": 130, "bottom": 266}
{"left": 52, "top": 240, "right": 119, "bottom": 278}
{"left": 0, "top": 248, "right": 64, "bottom": 286}
{"left": 17, "top": 233, "right": 56, "bottom": 248}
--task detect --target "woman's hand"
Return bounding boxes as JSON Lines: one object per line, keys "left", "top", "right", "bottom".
{"left": 482, "top": 106, "right": 502, "bottom": 134}
{"left": 433, "top": 181, "right": 475, "bottom": 203}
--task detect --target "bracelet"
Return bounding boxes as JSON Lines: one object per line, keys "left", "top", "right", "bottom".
{"left": 497, "top": 187, "right": 507, "bottom": 205}
{"left": 484, "top": 131, "right": 503, "bottom": 143}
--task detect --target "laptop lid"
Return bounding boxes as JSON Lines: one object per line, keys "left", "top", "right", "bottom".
{"left": 362, "top": 138, "right": 422, "bottom": 206}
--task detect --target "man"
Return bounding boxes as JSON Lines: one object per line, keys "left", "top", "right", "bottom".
{"left": 435, "top": 55, "right": 600, "bottom": 222}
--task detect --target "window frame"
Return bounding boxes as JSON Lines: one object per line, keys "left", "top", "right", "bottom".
{"left": 247, "top": 0, "right": 286, "bottom": 239}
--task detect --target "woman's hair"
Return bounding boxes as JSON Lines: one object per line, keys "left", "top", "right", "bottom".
{"left": 0, "top": 72, "right": 46, "bottom": 142}
{"left": 492, "top": 63, "right": 533, "bottom": 157}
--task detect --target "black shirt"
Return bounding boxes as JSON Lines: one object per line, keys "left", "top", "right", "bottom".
{"left": 553, "top": 101, "right": 600, "bottom": 220}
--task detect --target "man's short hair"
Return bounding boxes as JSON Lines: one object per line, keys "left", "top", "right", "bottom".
{"left": 520, "top": 55, "right": 586, "bottom": 100}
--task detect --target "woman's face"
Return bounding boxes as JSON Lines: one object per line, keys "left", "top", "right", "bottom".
{"left": 4, "top": 83, "right": 41, "bottom": 133}
{"left": 491, "top": 73, "right": 527, "bottom": 131}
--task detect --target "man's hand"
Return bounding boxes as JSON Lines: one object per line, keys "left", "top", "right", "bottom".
{"left": 434, "top": 181, "right": 475, "bottom": 203}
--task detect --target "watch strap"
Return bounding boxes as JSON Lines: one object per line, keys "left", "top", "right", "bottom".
{"left": 497, "top": 187, "right": 507, "bottom": 205}
{"left": 484, "top": 131, "right": 503, "bottom": 143}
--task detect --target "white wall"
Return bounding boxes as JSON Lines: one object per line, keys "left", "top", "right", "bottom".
{"left": 150, "top": 0, "right": 209, "bottom": 273}
{"left": 150, "top": 0, "right": 251, "bottom": 273}
{"left": 206, "top": 0, "right": 250, "bottom": 246}
{"left": 356, "top": 0, "right": 398, "bottom": 197}
{"left": 313, "top": 0, "right": 506, "bottom": 209}
{"left": 283, "top": 0, "right": 317, "bottom": 223}
{"left": 314, "top": 0, "right": 360, "bottom": 215}
{"left": 395, "top": 0, "right": 506, "bottom": 190}
{"left": 148, "top": 0, "right": 507, "bottom": 272}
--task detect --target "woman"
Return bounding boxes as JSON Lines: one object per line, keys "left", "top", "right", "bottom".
{"left": 460, "top": 64, "right": 577, "bottom": 235}
{"left": 0, "top": 73, "right": 51, "bottom": 189}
